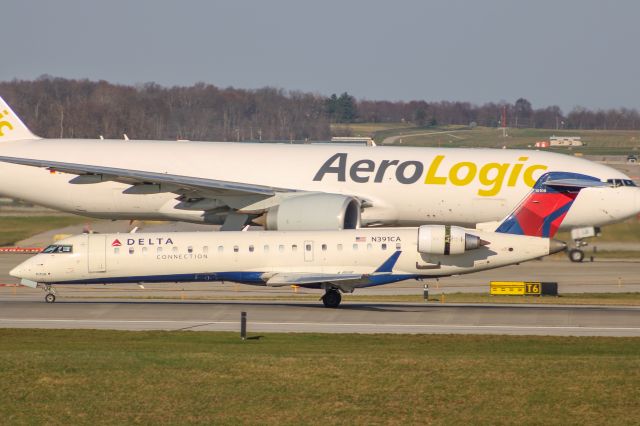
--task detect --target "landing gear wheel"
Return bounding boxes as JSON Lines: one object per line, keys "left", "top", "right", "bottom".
{"left": 45, "top": 293, "right": 56, "bottom": 303}
{"left": 568, "top": 249, "right": 585, "bottom": 263}
{"left": 322, "top": 289, "right": 342, "bottom": 308}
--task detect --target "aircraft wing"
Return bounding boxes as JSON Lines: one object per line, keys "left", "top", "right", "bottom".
{"left": 265, "top": 272, "right": 365, "bottom": 287}
{"left": 0, "top": 156, "right": 297, "bottom": 197}
{"left": 265, "top": 251, "right": 402, "bottom": 287}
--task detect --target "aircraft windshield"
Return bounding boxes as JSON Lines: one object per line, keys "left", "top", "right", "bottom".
{"left": 607, "top": 179, "right": 637, "bottom": 187}
{"left": 42, "top": 245, "right": 73, "bottom": 254}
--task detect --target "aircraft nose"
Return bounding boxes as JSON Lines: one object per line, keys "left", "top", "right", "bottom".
{"left": 9, "top": 265, "right": 23, "bottom": 278}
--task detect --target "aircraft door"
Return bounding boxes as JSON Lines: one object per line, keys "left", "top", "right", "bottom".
{"left": 304, "top": 241, "right": 314, "bottom": 262}
{"left": 88, "top": 234, "right": 107, "bottom": 273}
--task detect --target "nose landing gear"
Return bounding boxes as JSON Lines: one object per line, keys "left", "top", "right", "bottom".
{"left": 37, "top": 283, "right": 57, "bottom": 303}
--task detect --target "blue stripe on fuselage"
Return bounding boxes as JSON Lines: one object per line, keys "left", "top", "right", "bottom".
{"left": 48, "top": 271, "right": 423, "bottom": 287}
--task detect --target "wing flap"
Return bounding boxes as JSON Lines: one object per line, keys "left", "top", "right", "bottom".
{"left": 266, "top": 272, "right": 364, "bottom": 287}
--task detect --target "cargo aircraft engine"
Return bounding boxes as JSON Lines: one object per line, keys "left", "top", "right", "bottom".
{"left": 256, "top": 193, "right": 361, "bottom": 231}
{"left": 417, "top": 225, "right": 488, "bottom": 255}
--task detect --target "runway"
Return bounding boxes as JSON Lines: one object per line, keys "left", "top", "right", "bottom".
{"left": 1, "top": 254, "right": 639, "bottom": 336}
{"left": 1, "top": 296, "right": 640, "bottom": 336}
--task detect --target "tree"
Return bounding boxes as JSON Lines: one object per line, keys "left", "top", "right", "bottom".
{"left": 514, "top": 98, "right": 532, "bottom": 128}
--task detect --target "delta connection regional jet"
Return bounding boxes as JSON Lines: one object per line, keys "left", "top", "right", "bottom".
{"left": 0, "top": 97, "right": 638, "bottom": 253}
{"left": 11, "top": 172, "right": 599, "bottom": 306}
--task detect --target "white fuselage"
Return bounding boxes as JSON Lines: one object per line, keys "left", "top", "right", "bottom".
{"left": 11, "top": 228, "right": 555, "bottom": 289}
{"left": 0, "top": 139, "right": 638, "bottom": 228}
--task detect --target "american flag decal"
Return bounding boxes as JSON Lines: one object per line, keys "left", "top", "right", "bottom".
{"left": 355, "top": 236, "right": 366, "bottom": 243}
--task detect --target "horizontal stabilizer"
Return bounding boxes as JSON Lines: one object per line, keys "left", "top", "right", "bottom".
{"left": 543, "top": 178, "right": 609, "bottom": 190}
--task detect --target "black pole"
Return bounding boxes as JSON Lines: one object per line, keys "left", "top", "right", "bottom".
{"left": 240, "top": 311, "right": 247, "bottom": 340}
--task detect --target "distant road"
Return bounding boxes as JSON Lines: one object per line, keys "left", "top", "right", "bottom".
{"left": 381, "top": 129, "right": 471, "bottom": 145}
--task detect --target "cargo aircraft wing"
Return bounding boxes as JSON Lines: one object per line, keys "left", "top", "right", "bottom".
{"left": 0, "top": 156, "right": 298, "bottom": 198}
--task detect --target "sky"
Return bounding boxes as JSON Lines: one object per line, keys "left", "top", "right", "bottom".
{"left": 3, "top": 0, "right": 640, "bottom": 112}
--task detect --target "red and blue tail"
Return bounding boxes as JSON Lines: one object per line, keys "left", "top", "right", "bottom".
{"left": 495, "top": 172, "right": 606, "bottom": 238}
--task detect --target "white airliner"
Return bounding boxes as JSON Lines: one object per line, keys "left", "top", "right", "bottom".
{"left": 0, "top": 97, "right": 638, "bottom": 260}
{"left": 10, "top": 172, "right": 598, "bottom": 307}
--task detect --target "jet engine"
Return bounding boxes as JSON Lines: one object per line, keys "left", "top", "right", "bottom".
{"left": 417, "top": 225, "right": 487, "bottom": 255}
{"left": 257, "top": 194, "right": 361, "bottom": 231}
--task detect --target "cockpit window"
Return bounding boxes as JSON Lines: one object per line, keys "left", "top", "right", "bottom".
{"left": 42, "top": 245, "right": 73, "bottom": 254}
{"left": 607, "top": 179, "right": 637, "bottom": 187}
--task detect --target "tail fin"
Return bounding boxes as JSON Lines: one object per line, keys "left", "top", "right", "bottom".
{"left": 0, "top": 97, "right": 40, "bottom": 141}
{"left": 495, "top": 172, "right": 607, "bottom": 238}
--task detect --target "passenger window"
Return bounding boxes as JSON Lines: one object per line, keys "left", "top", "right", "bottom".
{"left": 157, "top": 246, "right": 162, "bottom": 253}
{"left": 142, "top": 247, "right": 148, "bottom": 254}
{"left": 187, "top": 246, "right": 193, "bottom": 254}
{"left": 367, "top": 243, "right": 372, "bottom": 251}
{"left": 203, "top": 246, "right": 208, "bottom": 254}
{"left": 129, "top": 247, "right": 135, "bottom": 254}
{"left": 264, "top": 245, "right": 270, "bottom": 253}
{"left": 382, "top": 243, "right": 387, "bottom": 250}
{"left": 292, "top": 245, "right": 298, "bottom": 252}
{"left": 322, "top": 244, "right": 327, "bottom": 251}
{"left": 279, "top": 245, "right": 285, "bottom": 252}
{"left": 218, "top": 245, "right": 224, "bottom": 253}
{"left": 233, "top": 245, "right": 239, "bottom": 253}
{"left": 249, "top": 245, "right": 254, "bottom": 253}
{"left": 305, "top": 244, "right": 312, "bottom": 251}
{"left": 172, "top": 246, "right": 178, "bottom": 253}
{"left": 114, "top": 247, "right": 120, "bottom": 255}
{"left": 396, "top": 242, "right": 401, "bottom": 250}
{"left": 337, "top": 244, "right": 343, "bottom": 251}
{"left": 353, "top": 244, "right": 358, "bottom": 250}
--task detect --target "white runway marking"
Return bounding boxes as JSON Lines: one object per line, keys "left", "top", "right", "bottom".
{"left": 2, "top": 318, "right": 640, "bottom": 336}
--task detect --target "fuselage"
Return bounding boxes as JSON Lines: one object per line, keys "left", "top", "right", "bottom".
{"left": 11, "top": 228, "right": 556, "bottom": 288}
{"left": 0, "top": 139, "right": 638, "bottom": 228}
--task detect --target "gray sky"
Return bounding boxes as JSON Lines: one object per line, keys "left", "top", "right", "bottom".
{"left": 3, "top": 0, "right": 639, "bottom": 112}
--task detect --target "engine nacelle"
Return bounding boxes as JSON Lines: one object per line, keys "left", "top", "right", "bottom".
{"left": 417, "top": 225, "right": 485, "bottom": 255}
{"left": 262, "top": 194, "right": 361, "bottom": 231}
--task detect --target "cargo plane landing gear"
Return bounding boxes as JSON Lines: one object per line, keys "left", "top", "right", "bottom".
{"left": 321, "top": 288, "right": 342, "bottom": 308}
{"left": 568, "top": 226, "right": 600, "bottom": 263}
{"left": 38, "top": 283, "right": 57, "bottom": 303}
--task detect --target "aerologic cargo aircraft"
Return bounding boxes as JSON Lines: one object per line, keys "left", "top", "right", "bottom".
{"left": 0, "top": 97, "right": 638, "bottom": 261}
{"left": 11, "top": 172, "right": 599, "bottom": 307}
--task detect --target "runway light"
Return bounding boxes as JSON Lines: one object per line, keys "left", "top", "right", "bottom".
{"left": 240, "top": 311, "right": 247, "bottom": 340}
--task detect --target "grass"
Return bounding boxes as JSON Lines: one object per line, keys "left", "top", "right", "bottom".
{"left": 557, "top": 218, "right": 640, "bottom": 243}
{"left": 0, "top": 330, "right": 639, "bottom": 425}
{"left": 373, "top": 124, "right": 640, "bottom": 154}
{"left": 330, "top": 122, "right": 413, "bottom": 137}
{"left": 0, "top": 216, "right": 89, "bottom": 246}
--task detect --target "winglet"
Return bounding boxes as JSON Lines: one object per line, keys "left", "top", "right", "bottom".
{"left": 374, "top": 250, "right": 402, "bottom": 273}
{"left": 495, "top": 172, "right": 603, "bottom": 238}
{"left": 0, "top": 97, "right": 40, "bottom": 141}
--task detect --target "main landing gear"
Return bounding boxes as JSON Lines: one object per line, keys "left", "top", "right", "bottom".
{"left": 321, "top": 288, "right": 342, "bottom": 308}
{"left": 38, "top": 284, "right": 56, "bottom": 303}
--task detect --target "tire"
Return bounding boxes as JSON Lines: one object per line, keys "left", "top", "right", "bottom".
{"left": 568, "top": 249, "right": 584, "bottom": 263}
{"left": 322, "top": 290, "right": 342, "bottom": 308}
{"left": 45, "top": 293, "right": 56, "bottom": 303}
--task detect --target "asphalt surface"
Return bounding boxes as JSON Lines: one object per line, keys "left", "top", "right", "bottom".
{"left": 1, "top": 297, "right": 639, "bottom": 336}
{"left": 0, "top": 254, "right": 639, "bottom": 336}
